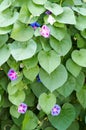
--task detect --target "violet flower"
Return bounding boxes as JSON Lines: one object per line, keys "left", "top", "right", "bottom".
{"left": 18, "top": 103, "right": 27, "bottom": 114}
{"left": 7, "top": 69, "right": 17, "bottom": 81}
{"left": 45, "top": 10, "right": 52, "bottom": 15}
{"left": 30, "top": 22, "right": 40, "bottom": 30}
{"left": 51, "top": 104, "right": 61, "bottom": 116}
{"left": 40, "top": 25, "right": 50, "bottom": 38}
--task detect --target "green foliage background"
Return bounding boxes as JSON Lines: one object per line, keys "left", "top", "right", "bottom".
{"left": 0, "top": 0, "right": 86, "bottom": 130}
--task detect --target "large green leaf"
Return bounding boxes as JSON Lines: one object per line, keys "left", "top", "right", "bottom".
{"left": 56, "top": 7, "right": 76, "bottom": 24}
{"left": 0, "top": 10, "right": 18, "bottom": 27}
{"left": 44, "top": 1, "right": 63, "bottom": 16}
{"left": 72, "top": 49, "right": 86, "bottom": 67}
{"left": 39, "top": 64, "right": 68, "bottom": 92}
{"left": 9, "top": 90, "right": 25, "bottom": 106}
{"left": 28, "top": 0, "right": 45, "bottom": 16}
{"left": 9, "top": 40, "right": 37, "bottom": 61}
{"left": 33, "top": 0, "right": 47, "bottom": 5}
{"left": 11, "top": 21, "right": 34, "bottom": 42}
{"left": 0, "top": 45, "right": 10, "bottom": 66}
{"left": 22, "top": 111, "right": 38, "bottom": 130}
{"left": 66, "top": 58, "right": 81, "bottom": 77}
{"left": 58, "top": 75, "right": 75, "bottom": 97}
{"left": 49, "top": 25, "right": 66, "bottom": 41}
{"left": 50, "top": 34, "right": 72, "bottom": 56}
{"left": 23, "top": 66, "right": 39, "bottom": 81}
{"left": 38, "top": 50, "right": 61, "bottom": 74}
{"left": 39, "top": 93, "right": 56, "bottom": 114}
{"left": 76, "top": 87, "right": 86, "bottom": 108}
{"left": 75, "top": 15, "right": 86, "bottom": 31}
{"left": 48, "top": 103, "right": 75, "bottom": 130}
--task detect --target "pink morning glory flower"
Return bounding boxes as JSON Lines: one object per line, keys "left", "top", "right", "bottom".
{"left": 7, "top": 69, "right": 17, "bottom": 81}
{"left": 18, "top": 103, "right": 27, "bottom": 114}
{"left": 40, "top": 25, "right": 50, "bottom": 38}
{"left": 51, "top": 104, "right": 61, "bottom": 116}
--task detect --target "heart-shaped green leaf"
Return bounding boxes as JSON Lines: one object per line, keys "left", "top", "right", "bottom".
{"left": 44, "top": 1, "right": 63, "bottom": 16}
{"left": 49, "top": 25, "right": 66, "bottom": 41}
{"left": 50, "top": 34, "right": 72, "bottom": 56}
{"left": 72, "top": 49, "right": 86, "bottom": 67}
{"left": 9, "top": 39, "right": 37, "bottom": 61}
{"left": 10, "top": 105, "right": 20, "bottom": 118}
{"left": 9, "top": 90, "right": 25, "bottom": 106}
{"left": 76, "top": 87, "right": 86, "bottom": 108}
{"left": 56, "top": 7, "right": 76, "bottom": 24}
{"left": 39, "top": 93, "right": 56, "bottom": 114}
{"left": 48, "top": 103, "right": 75, "bottom": 130}
{"left": 66, "top": 58, "right": 81, "bottom": 77}
{"left": 22, "top": 111, "right": 38, "bottom": 130}
{"left": 39, "top": 64, "right": 68, "bottom": 92}
{"left": 11, "top": 21, "right": 34, "bottom": 42}
{"left": 28, "top": 0, "right": 45, "bottom": 16}
{"left": 32, "top": 0, "right": 47, "bottom": 5}
{"left": 0, "top": 45, "right": 10, "bottom": 66}
{"left": 0, "top": 10, "right": 18, "bottom": 27}
{"left": 38, "top": 50, "right": 61, "bottom": 74}
{"left": 23, "top": 66, "right": 39, "bottom": 81}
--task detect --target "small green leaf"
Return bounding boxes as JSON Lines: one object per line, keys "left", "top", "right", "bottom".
{"left": 0, "top": 0, "right": 14, "bottom": 12}
{"left": 0, "top": 10, "right": 19, "bottom": 27}
{"left": 11, "top": 21, "right": 34, "bottom": 42}
{"left": 10, "top": 105, "right": 20, "bottom": 118}
{"left": 0, "top": 34, "right": 8, "bottom": 48}
{"left": 32, "top": 0, "right": 47, "bottom": 5}
{"left": 56, "top": 7, "right": 76, "bottom": 24}
{"left": 23, "top": 66, "right": 39, "bottom": 81}
{"left": 0, "top": 25, "right": 12, "bottom": 34}
{"left": 39, "top": 93, "right": 56, "bottom": 114}
{"left": 50, "top": 34, "right": 72, "bottom": 56}
{"left": 9, "top": 40, "right": 37, "bottom": 61}
{"left": 22, "top": 56, "right": 38, "bottom": 69}
{"left": 39, "top": 64, "right": 68, "bottom": 92}
{"left": 75, "top": 15, "right": 86, "bottom": 31}
{"left": 38, "top": 50, "right": 61, "bottom": 74}
{"left": 9, "top": 91, "right": 25, "bottom": 106}
{"left": 58, "top": 75, "right": 75, "bottom": 97}
{"left": 76, "top": 87, "right": 86, "bottom": 108}
{"left": 28, "top": 0, "right": 45, "bottom": 16}
{"left": 72, "top": 7, "right": 86, "bottom": 16}
{"left": 66, "top": 59, "right": 81, "bottom": 77}
{"left": 0, "top": 45, "right": 10, "bottom": 66}
{"left": 44, "top": 1, "right": 63, "bottom": 16}
{"left": 72, "top": 49, "right": 86, "bottom": 67}
{"left": 48, "top": 103, "right": 75, "bottom": 130}
{"left": 49, "top": 25, "right": 66, "bottom": 41}
{"left": 22, "top": 111, "right": 38, "bottom": 130}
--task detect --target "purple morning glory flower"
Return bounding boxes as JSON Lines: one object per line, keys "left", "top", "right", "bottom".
{"left": 36, "top": 75, "right": 41, "bottom": 82}
{"left": 51, "top": 104, "right": 61, "bottom": 116}
{"left": 45, "top": 10, "right": 52, "bottom": 15}
{"left": 40, "top": 25, "right": 50, "bottom": 38}
{"left": 18, "top": 103, "right": 27, "bottom": 114}
{"left": 30, "top": 22, "right": 40, "bottom": 30}
{"left": 7, "top": 69, "right": 17, "bottom": 81}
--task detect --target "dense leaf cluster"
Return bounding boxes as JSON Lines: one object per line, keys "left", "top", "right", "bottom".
{"left": 0, "top": 0, "right": 86, "bottom": 130}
